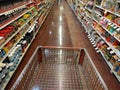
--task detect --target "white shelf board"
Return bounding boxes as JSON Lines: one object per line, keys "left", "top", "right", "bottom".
{"left": 94, "top": 11, "right": 102, "bottom": 16}
{"left": 38, "top": 6, "right": 44, "bottom": 11}
{"left": 86, "top": 13, "right": 92, "bottom": 19}
{"left": 37, "top": 1, "right": 43, "bottom": 5}
{"left": 85, "top": 7, "right": 92, "bottom": 13}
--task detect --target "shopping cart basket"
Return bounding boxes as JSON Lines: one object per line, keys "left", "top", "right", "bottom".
{"left": 11, "top": 46, "right": 108, "bottom": 90}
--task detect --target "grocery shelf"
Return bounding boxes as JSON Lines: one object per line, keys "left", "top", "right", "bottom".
{"left": 86, "top": 14, "right": 92, "bottom": 20}
{"left": 33, "top": 13, "right": 49, "bottom": 39}
{"left": 77, "top": 16, "right": 88, "bottom": 32}
{"left": 101, "top": 25, "right": 120, "bottom": 43}
{"left": 0, "top": 12, "right": 38, "bottom": 49}
{"left": 93, "top": 27, "right": 120, "bottom": 58}
{"left": 78, "top": 9, "right": 120, "bottom": 60}
{"left": 99, "top": 50, "right": 113, "bottom": 69}
{"left": 92, "top": 17, "right": 120, "bottom": 42}
{"left": 84, "top": 24, "right": 120, "bottom": 82}
{"left": 71, "top": 6, "right": 76, "bottom": 13}
{"left": 0, "top": 1, "right": 32, "bottom": 16}
{"left": 113, "top": 69, "right": 120, "bottom": 82}
{"left": 38, "top": 6, "right": 44, "bottom": 11}
{"left": 68, "top": 0, "right": 120, "bottom": 83}
{"left": 94, "top": 10, "right": 102, "bottom": 16}
{"left": 95, "top": 5, "right": 120, "bottom": 17}
{"left": 37, "top": 1, "right": 45, "bottom": 5}
{"left": 1, "top": 11, "right": 45, "bottom": 89}
{"left": 85, "top": 27, "right": 120, "bottom": 82}
{"left": 85, "top": 7, "right": 92, "bottom": 13}
{"left": 1, "top": 31, "right": 35, "bottom": 90}
{"left": 37, "top": 1, "right": 42, "bottom": 5}
{"left": 0, "top": 7, "right": 35, "bottom": 30}
{"left": 99, "top": 50, "right": 120, "bottom": 82}
{"left": 0, "top": 10, "right": 27, "bottom": 30}
{"left": 0, "top": 17, "right": 37, "bottom": 63}
{"left": 33, "top": 2, "right": 53, "bottom": 40}
{"left": 0, "top": 1, "right": 55, "bottom": 89}
{"left": 1, "top": 4, "right": 54, "bottom": 89}
{"left": 105, "top": 18, "right": 120, "bottom": 28}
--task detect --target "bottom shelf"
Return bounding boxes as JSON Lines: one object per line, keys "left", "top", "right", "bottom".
{"left": 85, "top": 31, "right": 120, "bottom": 82}
{"left": 99, "top": 50, "right": 120, "bottom": 82}
{"left": 1, "top": 27, "right": 37, "bottom": 90}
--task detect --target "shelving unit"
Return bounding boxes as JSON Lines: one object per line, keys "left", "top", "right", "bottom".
{"left": 67, "top": 0, "right": 120, "bottom": 82}
{"left": 0, "top": 12, "right": 38, "bottom": 54}
{"left": 0, "top": 0, "right": 55, "bottom": 89}
{"left": 0, "top": 1, "right": 32, "bottom": 15}
{"left": 92, "top": 20, "right": 120, "bottom": 57}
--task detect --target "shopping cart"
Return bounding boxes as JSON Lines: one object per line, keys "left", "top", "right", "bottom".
{"left": 11, "top": 46, "right": 108, "bottom": 90}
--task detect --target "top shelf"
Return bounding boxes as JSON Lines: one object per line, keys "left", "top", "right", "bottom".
{"left": 0, "top": 1, "right": 32, "bottom": 16}
{"left": 0, "top": 7, "right": 35, "bottom": 30}
{"left": 95, "top": 5, "right": 120, "bottom": 17}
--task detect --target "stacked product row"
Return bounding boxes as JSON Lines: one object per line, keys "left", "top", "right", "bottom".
{"left": 0, "top": 0, "right": 30, "bottom": 13}
{"left": 67, "top": 0, "right": 120, "bottom": 82}
{"left": 0, "top": 0, "right": 55, "bottom": 89}
{"left": 0, "top": 7, "right": 37, "bottom": 61}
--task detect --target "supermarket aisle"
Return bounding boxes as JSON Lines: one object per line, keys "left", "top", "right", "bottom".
{"left": 37, "top": 0, "right": 73, "bottom": 46}
{"left": 6, "top": 0, "right": 120, "bottom": 89}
